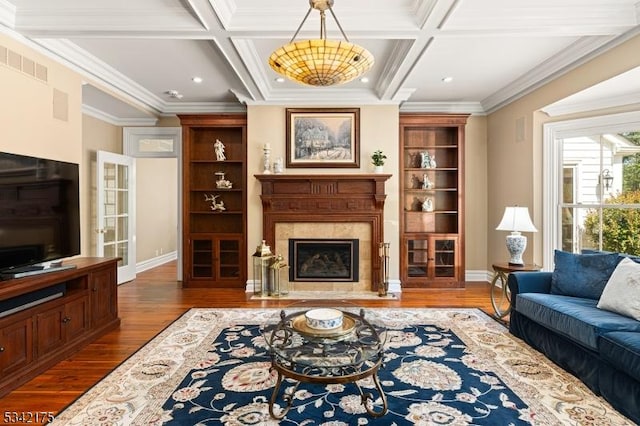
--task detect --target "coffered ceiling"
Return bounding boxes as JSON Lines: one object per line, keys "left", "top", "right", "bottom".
{"left": 2, "top": 0, "right": 639, "bottom": 122}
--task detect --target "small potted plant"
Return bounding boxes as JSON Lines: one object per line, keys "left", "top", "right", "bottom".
{"left": 371, "top": 150, "right": 387, "bottom": 173}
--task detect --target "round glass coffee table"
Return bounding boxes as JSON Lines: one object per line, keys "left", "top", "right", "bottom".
{"left": 260, "top": 302, "right": 387, "bottom": 419}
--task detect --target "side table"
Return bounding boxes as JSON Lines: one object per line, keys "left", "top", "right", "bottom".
{"left": 490, "top": 262, "right": 541, "bottom": 318}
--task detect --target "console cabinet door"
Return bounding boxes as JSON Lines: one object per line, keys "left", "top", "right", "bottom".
{"left": 35, "top": 296, "right": 89, "bottom": 357}
{"left": 90, "top": 266, "right": 117, "bottom": 327}
{"left": 0, "top": 316, "right": 33, "bottom": 375}
{"left": 64, "top": 296, "right": 89, "bottom": 342}
{"left": 35, "top": 305, "right": 65, "bottom": 356}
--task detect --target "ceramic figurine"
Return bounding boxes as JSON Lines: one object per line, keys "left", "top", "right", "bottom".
{"left": 214, "top": 139, "right": 226, "bottom": 161}
{"left": 422, "top": 174, "right": 434, "bottom": 189}
{"left": 273, "top": 157, "right": 284, "bottom": 174}
{"left": 205, "top": 194, "right": 226, "bottom": 211}
{"left": 215, "top": 172, "right": 232, "bottom": 189}
{"left": 422, "top": 198, "right": 434, "bottom": 212}
{"left": 420, "top": 151, "right": 432, "bottom": 168}
{"left": 429, "top": 155, "right": 437, "bottom": 168}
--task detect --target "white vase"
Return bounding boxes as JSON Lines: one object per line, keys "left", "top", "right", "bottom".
{"left": 374, "top": 165, "right": 384, "bottom": 173}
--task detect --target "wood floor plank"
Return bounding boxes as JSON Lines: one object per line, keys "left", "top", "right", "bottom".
{"left": 0, "top": 261, "right": 495, "bottom": 417}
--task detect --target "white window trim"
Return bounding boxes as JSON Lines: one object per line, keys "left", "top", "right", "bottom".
{"left": 123, "top": 127, "right": 181, "bottom": 158}
{"left": 543, "top": 111, "right": 640, "bottom": 270}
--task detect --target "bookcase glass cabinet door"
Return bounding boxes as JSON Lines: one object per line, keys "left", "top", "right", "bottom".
{"left": 403, "top": 236, "right": 459, "bottom": 285}
{"left": 190, "top": 237, "right": 242, "bottom": 281}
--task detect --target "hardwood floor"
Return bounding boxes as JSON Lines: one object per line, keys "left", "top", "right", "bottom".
{"left": 0, "top": 261, "right": 496, "bottom": 417}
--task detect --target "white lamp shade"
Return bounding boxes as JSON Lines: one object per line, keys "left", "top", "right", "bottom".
{"left": 496, "top": 206, "right": 537, "bottom": 233}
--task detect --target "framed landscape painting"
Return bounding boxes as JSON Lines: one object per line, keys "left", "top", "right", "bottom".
{"left": 286, "top": 108, "right": 360, "bottom": 168}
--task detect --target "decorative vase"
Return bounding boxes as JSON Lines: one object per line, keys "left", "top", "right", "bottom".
{"left": 374, "top": 165, "right": 384, "bottom": 173}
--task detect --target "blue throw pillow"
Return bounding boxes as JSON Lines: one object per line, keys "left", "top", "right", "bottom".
{"left": 550, "top": 250, "right": 620, "bottom": 299}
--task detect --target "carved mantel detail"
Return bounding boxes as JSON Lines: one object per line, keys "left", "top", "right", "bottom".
{"left": 255, "top": 174, "right": 392, "bottom": 291}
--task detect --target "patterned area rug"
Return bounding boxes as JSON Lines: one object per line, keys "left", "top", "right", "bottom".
{"left": 51, "top": 308, "right": 631, "bottom": 425}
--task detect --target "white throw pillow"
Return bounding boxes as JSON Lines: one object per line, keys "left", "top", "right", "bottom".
{"left": 597, "top": 257, "right": 640, "bottom": 321}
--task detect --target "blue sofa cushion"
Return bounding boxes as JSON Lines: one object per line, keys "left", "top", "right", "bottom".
{"left": 550, "top": 250, "right": 619, "bottom": 299}
{"left": 515, "top": 293, "right": 640, "bottom": 350}
{"left": 599, "top": 331, "right": 640, "bottom": 383}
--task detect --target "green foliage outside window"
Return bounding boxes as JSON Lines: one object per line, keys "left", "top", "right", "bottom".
{"left": 621, "top": 131, "right": 640, "bottom": 192}
{"left": 583, "top": 132, "right": 640, "bottom": 255}
{"left": 583, "top": 190, "right": 640, "bottom": 255}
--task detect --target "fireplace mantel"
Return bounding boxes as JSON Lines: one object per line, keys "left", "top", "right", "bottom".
{"left": 255, "top": 173, "right": 391, "bottom": 291}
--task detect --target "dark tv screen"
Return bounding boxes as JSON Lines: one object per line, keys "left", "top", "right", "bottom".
{"left": 0, "top": 152, "right": 80, "bottom": 271}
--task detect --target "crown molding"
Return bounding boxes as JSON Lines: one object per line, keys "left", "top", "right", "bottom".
{"left": 392, "top": 88, "right": 416, "bottom": 103}
{"left": 400, "top": 101, "right": 485, "bottom": 115}
{"left": 483, "top": 25, "right": 640, "bottom": 114}
{"left": 481, "top": 35, "right": 616, "bottom": 113}
{"left": 160, "top": 101, "right": 246, "bottom": 114}
{"left": 0, "top": 0, "right": 15, "bottom": 28}
{"left": 239, "top": 87, "right": 397, "bottom": 106}
{"left": 82, "top": 104, "right": 158, "bottom": 126}
{"left": 36, "top": 38, "right": 165, "bottom": 113}
{"left": 542, "top": 92, "right": 640, "bottom": 117}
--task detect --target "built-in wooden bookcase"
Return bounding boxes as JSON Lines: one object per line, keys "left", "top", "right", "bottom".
{"left": 179, "top": 114, "right": 247, "bottom": 288}
{"left": 399, "top": 114, "right": 468, "bottom": 288}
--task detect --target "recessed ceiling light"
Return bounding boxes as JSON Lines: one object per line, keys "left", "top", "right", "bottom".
{"left": 442, "top": 76, "right": 453, "bottom": 83}
{"left": 192, "top": 76, "right": 203, "bottom": 83}
{"left": 275, "top": 77, "right": 285, "bottom": 83}
{"left": 360, "top": 77, "right": 369, "bottom": 83}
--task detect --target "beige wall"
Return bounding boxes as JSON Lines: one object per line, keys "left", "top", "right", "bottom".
{"left": 488, "top": 33, "right": 640, "bottom": 268}
{"left": 0, "top": 33, "right": 85, "bottom": 250}
{"left": 464, "top": 115, "right": 488, "bottom": 271}
{"left": 81, "top": 114, "right": 121, "bottom": 255}
{"left": 136, "top": 157, "right": 178, "bottom": 261}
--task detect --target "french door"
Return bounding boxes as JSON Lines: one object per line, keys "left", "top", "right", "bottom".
{"left": 96, "top": 151, "right": 136, "bottom": 284}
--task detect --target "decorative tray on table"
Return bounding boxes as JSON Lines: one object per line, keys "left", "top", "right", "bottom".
{"left": 291, "top": 309, "right": 356, "bottom": 338}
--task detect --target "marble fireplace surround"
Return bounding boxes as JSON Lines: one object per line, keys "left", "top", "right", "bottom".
{"left": 255, "top": 174, "right": 391, "bottom": 293}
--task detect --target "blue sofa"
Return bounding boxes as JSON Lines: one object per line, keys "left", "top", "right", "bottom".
{"left": 508, "top": 251, "right": 640, "bottom": 423}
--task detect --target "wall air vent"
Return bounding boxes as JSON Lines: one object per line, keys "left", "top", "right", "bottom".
{"left": 0, "top": 44, "right": 48, "bottom": 83}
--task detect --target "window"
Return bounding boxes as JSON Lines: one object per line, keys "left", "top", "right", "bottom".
{"left": 544, "top": 112, "right": 640, "bottom": 269}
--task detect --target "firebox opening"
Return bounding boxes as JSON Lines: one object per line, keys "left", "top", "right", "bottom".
{"left": 289, "top": 238, "right": 359, "bottom": 282}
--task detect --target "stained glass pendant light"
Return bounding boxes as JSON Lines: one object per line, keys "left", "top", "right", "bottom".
{"left": 269, "top": 0, "right": 374, "bottom": 87}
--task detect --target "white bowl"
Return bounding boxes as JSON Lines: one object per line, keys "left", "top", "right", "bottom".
{"left": 305, "top": 308, "right": 343, "bottom": 330}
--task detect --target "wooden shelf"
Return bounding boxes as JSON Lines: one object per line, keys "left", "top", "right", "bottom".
{"left": 179, "top": 114, "right": 247, "bottom": 288}
{"left": 400, "top": 114, "right": 468, "bottom": 288}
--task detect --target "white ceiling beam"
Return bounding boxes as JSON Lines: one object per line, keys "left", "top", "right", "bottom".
{"left": 0, "top": 0, "right": 15, "bottom": 28}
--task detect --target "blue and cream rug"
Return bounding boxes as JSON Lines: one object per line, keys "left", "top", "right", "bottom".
{"left": 52, "top": 308, "right": 632, "bottom": 425}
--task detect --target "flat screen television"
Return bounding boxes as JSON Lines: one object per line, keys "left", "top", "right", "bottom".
{"left": 0, "top": 152, "right": 80, "bottom": 274}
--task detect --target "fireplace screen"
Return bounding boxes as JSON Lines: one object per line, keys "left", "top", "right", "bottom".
{"left": 289, "top": 239, "right": 359, "bottom": 282}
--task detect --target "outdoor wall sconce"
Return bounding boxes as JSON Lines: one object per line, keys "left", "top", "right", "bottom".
{"left": 601, "top": 169, "right": 614, "bottom": 191}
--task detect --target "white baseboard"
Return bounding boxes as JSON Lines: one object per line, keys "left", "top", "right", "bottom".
{"left": 136, "top": 251, "right": 177, "bottom": 274}
{"left": 466, "top": 270, "right": 492, "bottom": 283}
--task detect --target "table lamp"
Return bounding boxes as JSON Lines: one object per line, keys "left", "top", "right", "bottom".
{"left": 496, "top": 206, "right": 537, "bottom": 265}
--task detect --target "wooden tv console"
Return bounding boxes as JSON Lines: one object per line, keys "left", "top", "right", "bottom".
{"left": 0, "top": 257, "right": 120, "bottom": 398}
